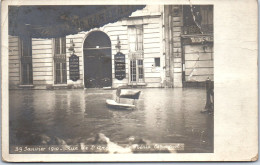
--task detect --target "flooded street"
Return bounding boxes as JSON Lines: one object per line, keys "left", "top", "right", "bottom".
{"left": 9, "top": 88, "right": 213, "bottom": 153}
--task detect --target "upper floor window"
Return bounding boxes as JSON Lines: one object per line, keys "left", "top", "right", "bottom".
{"left": 183, "top": 5, "right": 213, "bottom": 35}
{"left": 128, "top": 25, "right": 143, "bottom": 52}
{"left": 55, "top": 37, "right": 66, "bottom": 54}
{"left": 21, "top": 37, "right": 32, "bottom": 57}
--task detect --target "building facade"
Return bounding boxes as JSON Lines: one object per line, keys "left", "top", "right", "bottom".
{"left": 8, "top": 5, "right": 213, "bottom": 89}
{"left": 164, "top": 5, "right": 214, "bottom": 87}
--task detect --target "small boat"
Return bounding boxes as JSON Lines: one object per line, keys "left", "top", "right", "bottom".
{"left": 103, "top": 86, "right": 112, "bottom": 90}
{"left": 106, "top": 99, "right": 135, "bottom": 109}
{"left": 106, "top": 87, "right": 141, "bottom": 109}
{"left": 117, "top": 90, "right": 141, "bottom": 99}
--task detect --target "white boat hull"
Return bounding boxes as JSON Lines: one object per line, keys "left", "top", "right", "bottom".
{"left": 106, "top": 99, "right": 135, "bottom": 109}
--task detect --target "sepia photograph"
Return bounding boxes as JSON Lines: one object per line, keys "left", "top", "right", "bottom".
{"left": 8, "top": 4, "right": 214, "bottom": 154}
{"left": 1, "top": 0, "right": 257, "bottom": 162}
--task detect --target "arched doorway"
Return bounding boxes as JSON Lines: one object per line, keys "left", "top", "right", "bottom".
{"left": 83, "top": 31, "right": 112, "bottom": 88}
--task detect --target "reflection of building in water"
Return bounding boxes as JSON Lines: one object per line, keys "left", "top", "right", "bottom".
{"left": 8, "top": 5, "right": 213, "bottom": 89}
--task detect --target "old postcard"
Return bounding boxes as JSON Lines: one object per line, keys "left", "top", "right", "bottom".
{"left": 1, "top": 0, "right": 258, "bottom": 162}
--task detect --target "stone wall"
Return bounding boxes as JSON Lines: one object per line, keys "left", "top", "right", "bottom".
{"left": 32, "top": 38, "right": 54, "bottom": 89}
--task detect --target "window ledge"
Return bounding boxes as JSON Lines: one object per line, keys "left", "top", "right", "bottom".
{"left": 181, "top": 34, "right": 213, "bottom": 38}
{"left": 53, "top": 84, "right": 68, "bottom": 87}
{"left": 128, "top": 83, "right": 146, "bottom": 86}
{"left": 19, "top": 85, "right": 34, "bottom": 87}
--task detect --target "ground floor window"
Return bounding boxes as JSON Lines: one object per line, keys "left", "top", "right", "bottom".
{"left": 54, "top": 37, "right": 67, "bottom": 84}
{"left": 20, "top": 37, "right": 33, "bottom": 85}
{"left": 55, "top": 62, "right": 67, "bottom": 84}
{"left": 21, "top": 63, "right": 33, "bottom": 85}
{"left": 154, "top": 58, "right": 160, "bottom": 67}
{"left": 130, "top": 59, "right": 144, "bottom": 83}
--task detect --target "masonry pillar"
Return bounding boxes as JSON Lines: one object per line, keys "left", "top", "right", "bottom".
{"left": 171, "top": 5, "right": 183, "bottom": 87}
{"left": 163, "top": 5, "right": 172, "bottom": 87}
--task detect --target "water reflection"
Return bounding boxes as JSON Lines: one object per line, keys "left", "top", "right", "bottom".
{"left": 9, "top": 88, "right": 213, "bottom": 153}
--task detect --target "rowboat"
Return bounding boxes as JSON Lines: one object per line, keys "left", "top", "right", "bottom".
{"left": 106, "top": 87, "right": 141, "bottom": 109}
{"left": 103, "top": 86, "right": 112, "bottom": 90}
{"left": 106, "top": 99, "right": 135, "bottom": 109}
{"left": 117, "top": 89, "right": 141, "bottom": 100}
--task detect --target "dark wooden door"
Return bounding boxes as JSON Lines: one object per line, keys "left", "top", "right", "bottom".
{"left": 83, "top": 31, "right": 112, "bottom": 88}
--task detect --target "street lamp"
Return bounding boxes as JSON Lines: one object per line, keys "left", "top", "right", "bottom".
{"left": 115, "top": 36, "right": 121, "bottom": 53}
{"left": 68, "top": 39, "right": 75, "bottom": 55}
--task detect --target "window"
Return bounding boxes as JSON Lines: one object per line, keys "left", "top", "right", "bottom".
{"left": 130, "top": 60, "right": 136, "bottom": 82}
{"left": 54, "top": 37, "right": 67, "bottom": 84}
{"left": 20, "top": 37, "right": 33, "bottom": 85}
{"left": 130, "top": 59, "right": 144, "bottom": 83}
{"left": 154, "top": 58, "right": 160, "bottom": 67}
{"left": 200, "top": 6, "right": 213, "bottom": 34}
{"left": 55, "top": 62, "right": 67, "bottom": 84}
{"left": 183, "top": 5, "right": 213, "bottom": 34}
{"left": 128, "top": 25, "right": 144, "bottom": 83}
{"left": 138, "top": 60, "right": 144, "bottom": 81}
{"left": 128, "top": 25, "right": 143, "bottom": 52}
{"left": 55, "top": 37, "right": 66, "bottom": 54}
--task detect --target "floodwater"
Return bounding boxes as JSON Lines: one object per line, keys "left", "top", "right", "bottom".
{"left": 9, "top": 88, "right": 213, "bottom": 153}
